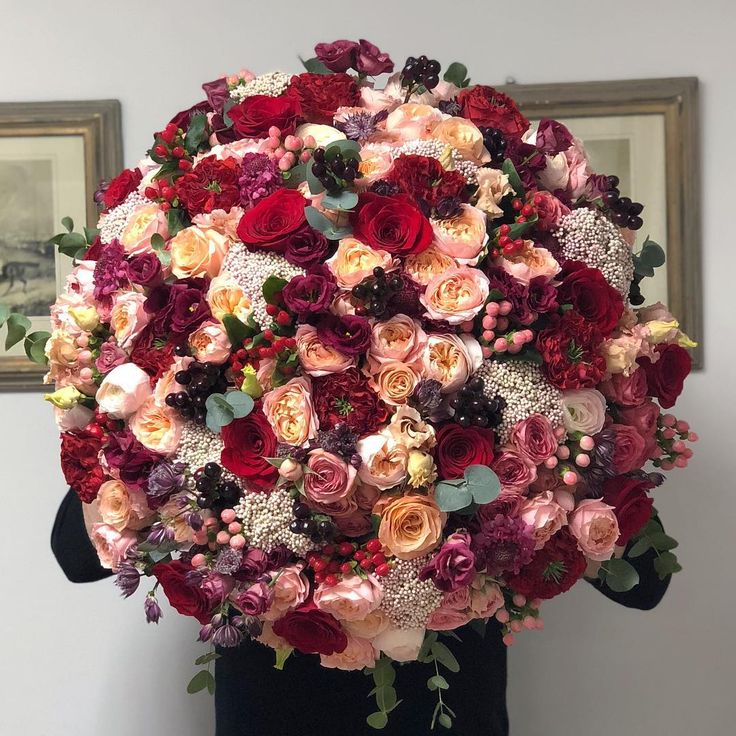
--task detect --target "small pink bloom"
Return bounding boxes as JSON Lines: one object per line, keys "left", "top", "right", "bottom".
{"left": 568, "top": 499, "right": 619, "bottom": 561}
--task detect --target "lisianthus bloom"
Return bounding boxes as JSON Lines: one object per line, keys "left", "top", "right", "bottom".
{"left": 560, "top": 389, "right": 607, "bottom": 435}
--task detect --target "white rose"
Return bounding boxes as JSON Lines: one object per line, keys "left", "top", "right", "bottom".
{"left": 560, "top": 389, "right": 607, "bottom": 435}
{"left": 96, "top": 363, "right": 152, "bottom": 419}
{"left": 295, "top": 123, "right": 346, "bottom": 149}
{"left": 372, "top": 625, "right": 425, "bottom": 662}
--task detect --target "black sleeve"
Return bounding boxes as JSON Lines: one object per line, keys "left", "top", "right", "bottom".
{"left": 51, "top": 489, "right": 113, "bottom": 583}
{"left": 588, "top": 537, "right": 671, "bottom": 611}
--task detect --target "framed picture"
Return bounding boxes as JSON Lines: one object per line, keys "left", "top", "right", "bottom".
{"left": 499, "top": 77, "right": 702, "bottom": 368}
{"left": 0, "top": 100, "right": 122, "bottom": 389}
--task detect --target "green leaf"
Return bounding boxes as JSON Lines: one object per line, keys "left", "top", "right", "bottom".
{"left": 83, "top": 226, "right": 100, "bottom": 245}
{"left": 186, "top": 669, "right": 215, "bottom": 694}
{"left": 328, "top": 139, "right": 361, "bottom": 158}
{"left": 185, "top": 112, "right": 208, "bottom": 155}
{"left": 300, "top": 56, "right": 332, "bottom": 75}
{"left": 640, "top": 238, "right": 666, "bottom": 268}
{"left": 648, "top": 532, "right": 679, "bottom": 552}
{"left": 501, "top": 158, "right": 524, "bottom": 196}
{"left": 225, "top": 390, "right": 254, "bottom": 419}
{"left": 366, "top": 712, "right": 388, "bottom": 730}
{"left": 151, "top": 232, "right": 166, "bottom": 250}
{"left": 0, "top": 304, "right": 10, "bottom": 328}
{"left": 438, "top": 713, "right": 453, "bottom": 729}
{"left": 322, "top": 190, "right": 359, "bottom": 212}
{"left": 262, "top": 275, "right": 288, "bottom": 305}
{"left": 626, "top": 537, "right": 652, "bottom": 558}
{"left": 375, "top": 685, "right": 397, "bottom": 712}
{"left": 427, "top": 675, "right": 449, "bottom": 691}
{"left": 205, "top": 393, "right": 235, "bottom": 433}
{"left": 4, "top": 312, "right": 31, "bottom": 350}
{"left": 24, "top": 330, "right": 51, "bottom": 364}
{"left": 166, "top": 207, "right": 190, "bottom": 237}
{"left": 434, "top": 480, "right": 473, "bottom": 512}
{"left": 602, "top": 558, "right": 640, "bottom": 592}
{"left": 283, "top": 162, "right": 307, "bottom": 188}
{"left": 443, "top": 62, "right": 469, "bottom": 87}
{"left": 653, "top": 550, "right": 682, "bottom": 579}
{"left": 431, "top": 642, "right": 460, "bottom": 673}
{"left": 194, "top": 651, "right": 221, "bottom": 666}
{"left": 371, "top": 658, "right": 396, "bottom": 688}
{"left": 222, "top": 314, "right": 252, "bottom": 347}
{"left": 463, "top": 465, "right": 500, "bottom": 505}
{"left": 304, "top": 205, "right": 352, "bottom": 240}
{"left": 61, "top": 216, "right": 74, "bottom": 232}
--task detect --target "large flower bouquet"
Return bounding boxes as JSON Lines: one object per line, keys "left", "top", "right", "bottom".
{"left": 3, "top": 39, "right": 697, "bottom": 730}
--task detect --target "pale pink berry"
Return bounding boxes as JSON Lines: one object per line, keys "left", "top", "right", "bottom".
{"left": 284, "top": 135, "right": 301, "bottom": 151}
{"left": 485, "top": 301, "right": 500, "bottom": 316}
{"left": 688, "top": 432, "right": 699, "bottom": 442}
{"left": 496, "top": 317, "right": 509, "bottom": 331}
{"left": 672, "top": 440, "right": 686, "bottom": 453}
{"left": 482, "top": 315, "right": 497, "bottom": 330}
{"left": 482, "top": 330, "right": 495, "bottom": 342}
{"left": 556, "top": 445, "right": 570, "bottom": 460}
{"left": 268, "top": 126, "right": 281, "bottom": 138}
{"left": 498, "top": 300, "right": 512, "bottom": 316}
{"left": 228, "top": 522, "right": 242, "bottom": 535}
{"left": 230, "top": 534, "right": 246, "bottom": 550}
{"left": 579, "top": 435, "right": 595, "bottom": 451}
{"left": 676, "top": 420, "right": 690, "bottom": 433}
{"left": 80, "top": 367, "right": 93, "bottom": 381}
{"left": 502, "top": 633, "right": 515, "bottom": 646}
{"left": 303, "top": 135, "right": 316, "bottom": 148}
{"left": 481, "top": 347, "right": 493, "bottom": 359}
{"left": 575, "top": 453, "right": 590, "bottom": 467}
{"left": 494, "top": 337, "right": 508, "bottom": 352}
{"left": 76, "top": 334, "right": 89, "bottom": 348}
{"left": 563, "top": 470, "right": 577, "bottom": 486}
{"left": 662, "top": 414, "right": 676, "bottom": 427}
{"left": 544, "top": 456, "right": 558, "bottom": 469}
{"left": 220, "top": 508, "right": 236, "bottom": 524}
{"left": 191, "top": 553, "right": 206, "bottom": 568}
{"left": 216, "top": 530, "right": 231, "bottom": 545}
{"left": 660, "top": 460, "right": 675, "bottom": 471}
{"left": 512, "top": 593, "right": 526, "bottom": 607}
{"left": 675, "top": 456, "right": 688, "bottom": 468}
{"left": 510, "top": 620, "right": 523, "bottom": 633}
{"left": 495, "top": 608, "right": 510, "bottom": 624}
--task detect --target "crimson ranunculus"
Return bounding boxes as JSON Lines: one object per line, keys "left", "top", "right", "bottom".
{"left": 353, "top": 192, "right": 433, "bottom": 256}
{"left": 557, "top": 261, "right": 624, "bottom": 336}
{"left": 435, "top": 424, "right": 495, "bottom": 480}
{"left": 457, "top": 85, "right": 529, "bottom": 138}
{"left": 385, "top": 155, "right": 467, "bottom": 209}
{"left": 312, "top": 368, "right": 389, "bottom": 436}
{"left": 506, "top": 529, "right": 587, "bottom": 600}
{"left": 272, "top": 602, "right": 348, "bottom": 655}
{"left": 228, "top": 94, "right": 302, "bottom": 138}
{"left": 602, "top": 475, "right": 655, "bottom": 545}
{"left": 236, "top": 189, "right": 307, "bottom": 253}
{"left": 220, "top": 409, "right": 279, "bottom": 492}
{"left": 285, "top": 72, "right": 360, "bottom": 125}
{"left": 282, "top": 267, "right": 336, "bottom": 318}
{"left": 638, "top": 343, "right": 692, "bottom": 409}
{"left": 174, "top": 155, "right": 242, "bottom": 216}
{"left": 153, "top": 560, "right": 212, "bottom": 624}
{"left": 60, "top": 429, "right": 105, "bottom": 503}
{"left": 102, "top": 168, "right": 143, "bottom": 211}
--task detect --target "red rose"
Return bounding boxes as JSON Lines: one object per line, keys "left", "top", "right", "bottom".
{"left": 506, "top": 529, "right": 587, "bottom": 600}
{"left": 435, "top": 424, "right": 495, "bottom": 480}
{"left": 609, "top": 423, "right": 648, "bottom": 474}
{"left": 272, "top": 602, "right": 348, "bottom": 655}
{"left": 312, "top": 368, "right": 389, "bottom": 437}
{"left": 353, "top": 192, "right": 433, "bottom": 256}
{"left": 152, "top": 560, "right": 212, "bottom": 624}
{"left": 60, "top": 429, "right": 104, "bottom": 503}
{"left": 174, "top": 155, "right": 242, "bottom": 216}
{"left": 385, "top": 155, "right": 467, "bottom": 209}
{"left": 556, "top": 261, "right": 624, "bottom": 336}
{"left": 220, "top": 409, "right": 279, "bottom": 491}
{"left": 457, "top": 86, "right": 529, "bottom": 138}
{"left": 638, "top": 344, "right": 691, "bottom": 409}
{"left": 228, "top": 94, "right": 302, "bottom": 138}
{"left": 236, "top": 189, "right": 307, "bottom": 253}
{"left": 602, "top": 475, "right": 655, "bottom": 545}
{"left": 285, "top": 73, "right": 360, "bottom": 125}
{"left": 103, "top": 168, "right": 143, "bottom": 211}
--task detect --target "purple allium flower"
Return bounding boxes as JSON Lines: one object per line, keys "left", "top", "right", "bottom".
{"left": 471, "top": 513, "right": 535, "bottom": 576}
{"left": 147, "top": 461, "right": 186, "bottom": 499}
{"left": 92, "top": 239, "right": 128, "bottom": 302}
{"left": 115, "top": 563, "right": 141, "bottom": 598}
{"left": 239, "top": 153, "right": 283, "bottom": 209}
{"left": 144, "top": 595, "right": 163, "bottom": 624}
{"left": 212, "top": 623, "right": 242, "bottom": 647}
{"left": 335, "top": 109, "right": 388, "bottom": 143}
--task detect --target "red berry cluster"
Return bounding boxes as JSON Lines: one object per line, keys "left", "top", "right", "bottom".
{"left": 84, "top": 408, "right": 123, "bottom": 439}
{"left": 229, "top": 333, "right": 298, "bottom": 387}
{"left": 265, "top": 302, "right": 294, "bottom": 328}
{"left": 146, "top": 122, "right": 193, "bottom": 189}
{"left": 306, "top": 538, "right": 392, "bottom": 586}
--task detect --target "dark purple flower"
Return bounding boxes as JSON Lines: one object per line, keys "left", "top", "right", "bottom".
{"left": 115, "top": 563, "right": 141, "bottom": 598}
{"left": 238, "top": 547, "right": 270, "bottom": 581}
{"left": 93, "top": 240, "right": 128, "bottom": 302}
{"left": 144, "top": 595, "right": 163, "bottom": 624}
{"left": 239, "top": 153, "right": 283, "bottom": 209}
{"left": 335, "top": 110, "right": 388, "bottom": 143}
{"left": 145, "top": 278, "right": 211, "bottom": 336}
{"left": 127, "top": 252, "right": 163, "bottom": 287}
{"left": 410, "top": 379, "right": 444, "bottom": 417}
{"left": 103, "top": 429, "right": 162, "bottom": 489}
{"left": 526, "top": 276, "right": 558, "bottom": 315}
{"left": 95, "top": 340, "right": 128, "bottom": 374}
{"left": 314, "top": 39, "right": 359, "bottom": 73}
{"left": 471, "top": 513, "right": 535, "bottom": 576}
{"left": 212, "top": 622, "right": 242, "bottom": 647}
{"left": 419, "top": 532, "right": 476, "bottom": 592}
{"left": 282, "top": 268, "right": 336, "bottom": 319}
{"left": 355, "top": 39, "right": 394, "bottom": 76}
{"left": 535, "top": 118, "right": 574, "bottom": 155}
{"left": 146, "top": 522, "right": 175, "bottom": 548}
{"left": 284, "top": 226, "right": 331, "bottom": 269}
{"left": 235, "top": 582, "right": 273, "bottom": 616}
{"left": 485, "top": 267, "right": 532, "bottom": 324}
{"left": 266, "top": 545, "right": 293, "bottom": 570}
{"left": 202, "top": 77, "right": 229, "bottom": 113}
{"left": 147, "top": 460, "right": 186, "bottom": 505}
{"left": 316, "top": 314, "right": 371, "bottom": 355}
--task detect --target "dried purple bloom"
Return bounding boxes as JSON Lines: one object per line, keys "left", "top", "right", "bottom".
{"left": 115, "top": 563, "right": 141, "bottom": 598}
{"left": 410, "top": 379, "right": 443, "bottom": 416}
{"left": 212, "top": 623, "right": 243, "bottom": 647}
{"left": 370, "top": 179, "right": 402, "bottom": 197}
{"left": 438, "top": 98, "right": 462, "bottom": 117}
{"left": 239, "top": 153, "right": 283, "bottom": 209}
{"left": 92, "top": 239, "right": 128, "bottom": 303}
{"left": 214, "top": 548, "right": 243, "bottom": 576}
{"left": 146, "top": 522, "right": 175, "bottom": 547}
{"left": 144, "top": 595, "right": 163, "bottom": 624}
{"left": 471, "top": 513, "right": 535, "bottom": 576}
{"left": 147, "top": 461, "right": 186, "bottom": 499}
{"left": 435, "top": 196, "right": 463, "bottom": 219}
{"left": 198, "top": 623, "right": 214, "bottom": 642}
{"left": 335, "top": 110, "right": 388, "bottom": 143}
{"left": 94, "top": 179, "right": 109, "bottom": 207}
{"left": 316, "top": 423, "right": 359, "bottom": 461}
{"left": 185, "top": 512, "right": 204, "bottom": 531}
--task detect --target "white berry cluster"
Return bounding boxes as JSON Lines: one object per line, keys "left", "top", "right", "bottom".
{"left": 230, "top": 72, "right": 291, "bottom": 102}
{"left": 98, "top": 191, "right": 148, "bottom": 244}
{"left": 379, "top": 557, "right": 443, "bottom": 629}
{"left": 393, "top": 140, "right": 479, "bottom": 185}
{"left": 174, "top": 422, "right": 225, "bottom": 474}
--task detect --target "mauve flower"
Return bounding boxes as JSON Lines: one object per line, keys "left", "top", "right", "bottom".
{"left": 93, "top": 240, "right": 128, "bottom": 302}
{"left": 526, "top": 275, "right": 558, "bottom": 313}
{"left": 314, "top": 40, "right": 359, "bottom": 73}
{"left": 145, "top": 278, "right": 212, "bottom": 336}
{"left": 509, "top": 414, "right": 558, "bottom": 465}
{"left": 282, "top": 268, "right": 337, "bottom": 319}
{"left": 317, "top": 314, "right": 371, "bottom": 355}
{"left": 212, "top": 623, "right": 243, "bottom": 647}
{"left": 144, "top": 595, "right": 163, "bottom": 623}
{"left": 115, "top": 563, "right": 141, "bottom": 598}
{"left": 355, "top": 39, "right": 394, "bottom": 75}
{"left": 95, "top": 340, "right": 128, "bottom": 374}
{"left": 284, "top": 226, "right": 330, "bottom": 269}
{"left": 535, "top": 118, "right": 574, "bottom": 155}
{"left": 104, "top": 429, "right": 163, "bottom": 489}
{"left": 239, "top": 548, "right": 270, "bottom": 581}
{"left": 126, "top": 252, "right": 163, "bottom": 287}
{"left": 419, "top": 532, "right": 476, "bottom": 592}
{"left": 236, "top": 582, "right": 273, "bottom": 616}
{"left": 492, "top": 449, "right": 537, "bottom": 495}
{"left": 471, "top": 513, "right": 535, "bottom": 576}
{"left": 202, "top": 77, "right": 229, "bottom": 113}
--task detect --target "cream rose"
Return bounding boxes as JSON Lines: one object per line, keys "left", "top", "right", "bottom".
{"left": 207, "top": 273, "right": 253, "bottom": 323}
{"left": 188, "top": 321, "right": 232, "bottom": 364}
{"left": 110, "top": 291, "right": 150, "bottom": 350}
{"left": 295, "top": 123, "right": 346, "bottom": 148}
{"left": 295, "top": 324, "right": 355, "bottom": 376}
{"left": 372, "top": 625, "right": 425, "bottom": 662}
{"left": 496, "top": 243, "right": 560, "bottom": 284}
{"left": 262, "top": 565, "right": 310, "bottom": 621}
{"left": 431, "top": 204, "right": 488, "bottom": 265}
{"left": 342, "top": 608, "right": 390, "bottom": 640}
{"left": 120, "top": 203, "right": 169, "bottom": 255}
{"left": 357, "top": 433, "right": 409, "bottom": 490}
{"left": 368, "top": 360, "right": 421, "bottom": 406}
{"left": 368, "top": 314, "right": 427, "bottom": 365}
{"left": 96, "top": 363, "right": 152, "bottom": 419}
{"left": 561, "top": 389, "right": 607, "bottom": 435}
{"left": 261, "top": 376, "right": 318, "bottom": 446}
{"left": 130, "top": 396, "right": 182, "bottom": 455}
{"left": 377, "top": 493, "right": 445, "bottom": 560}
{"left": 421, "top": 266, "right": 490, "bottom": 324}
{"left": 422, "top": 333, "right": 483, "bottom": 393}
{"left": 475, "top": 168, "right": 513, "bottom": 218}
{"left": 326, "top": 237, "right": 394, "bottom": 288}
{"left": 169, "top": 225, "right": 230, "bottom": 279}
{"left": 431, "top": 117, "right": 491, "bottom": 164}
{"left": 320, "top": 634, "right": 378, "bottom": 671}
{"left": 403, "top": 245, "right": 457, "bottom": 286}
{"left": 97, "top": 479, "right": 153, "bottom": 531}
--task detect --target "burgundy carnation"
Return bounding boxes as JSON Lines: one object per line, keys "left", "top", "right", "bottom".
{"left": 312, "top": 368, "right": 389, "bottom": 436}
{"left": 228, "top": 95, "right": 302, "bottom": 138}
{"left": 435, "top": 424, "right": 495, "bottom": 480}
{"left": 527, "top": 275, "right": 558, "bottom": 314}
{"left": 316, "top": 314, "right": 371, "bottom": 355}
{"left": 353, "top": 192, "right": 433, "bottom": 256}
{"left": 282, "top": 267, "right": 336, "bottom": 318}
{"left": 60, "top": 429, "right": 105, "bottom": 503}
{"left": 153, "top": 560, "right": 212, "bottom": 624}
{"left": 457, "top": 86, "right": 529, "bottom": 138}
{"left": 638, "top": 344, "right": 691, "bottom": 409}
{"left": 220, "top": 409, "right": 279, "bottom": 492}
{"left": 557, "top": 261, "right": 624, "bottom": 336}
{"left": 602, "top": 475, "right": 655, "bottom": 545}
{"left": 128, "top": 325, "right": 176, "bottom": 383}
{"left": 174, "top": 155, "right": 241, "bottom": 216}
{"left": 285, "top": 73, "right": 360, "bottom": 125}
{"left": 102, "top": 168, "right": 142, "bottom": 211}
{"left": 506, "top": 529, "right": 587, "bottom": 600}
{"left": 385, "top": 155, "right": 467, "bottom": 209}
{"left": 236, "top": 189, "right": 307, "bottom": 253}
{"left": 272, "top": 602, "right": 347, "bottom": 655}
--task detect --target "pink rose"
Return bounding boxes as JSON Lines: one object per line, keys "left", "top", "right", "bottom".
{"left": 201, "top": 572, "right": 234, "bottom": 603}
{"left": 519, "top": 491, "right": 568, "bottom": 549}
{"left": 263, "top": 565, "right": 310, "bottom": 621}
{"left": 89, "top": 523, "right": 137, "bottom": 570}
{"left": 564, "top": 138, "right": 591, "bottom": 199}
{"left": 96, "top": 363, "right": 152, "bottom": 419}
{"left": 600, "top": 370, "right": 648, "bottom": 407}
{"left": 560, "top": 389, "right": 607, "bottom": 435}
{"left": 110, "top": 291, "right": 150, "bottom": 350}
{"left": 609, "top": 422, "right": 649, "bottom": 474}
{"left": 431, "top": 205, "right": 488, "bottom": 265}
{"left": 637, "top": 301, "right": 675, "bottom": 323}
{"left": 532, "top": 190, "right": 570, "bottom": 231}
{"left": 188, "top": 321, "right": 232, "bottom": 364}
{"left": 426, "top": 588, "right": 472, "bottom": 631}
{"left": 384, "top": 103, "right": 445, "bottom": 141}
{"left": 368, "top": 314, "right": 427, "bottom": 366}
{"left": 320, "top": 634, "right": 377, "bottom": 671}
{"left": 509, "top": 414, "right": 558, "bottom": 465}
{"left": 314, "top": 573, "right": 383, "bottom": 622}
{"left": 492, "top": 449, "right": 537, "bottom": 495}
{"left": 261, "top": 376, "right": 318, "bottom": 446}
{"left": 95, "top": 340, "right": 128, "bottom": 374}
{"left": 421, "top": 266, "right": 490, "bottom": 325}
{"left": 496, "top": 244, "right": 560, "bottom": 285}
{"left": 568, "top": 499, "right": 619, "bottom": 561}
{"left": 295, "top": 324, "right": 355, "bottom": 376}
{"left": 469, "top": 580, "right": 504, "bottom": 619}
{"left": 422, "top": 333, "right": 483, "bottom": 394}
{"left": 303, "top": 449, "right": 357, "bottom": 508}
{"left": 120, "top": 203, "right": 169, "bottom": 255}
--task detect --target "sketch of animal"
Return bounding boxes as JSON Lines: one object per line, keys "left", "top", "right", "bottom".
{"left": 0, "top": 261, "right": 40, "bottom": 294}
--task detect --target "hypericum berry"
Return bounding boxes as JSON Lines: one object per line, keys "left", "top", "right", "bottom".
{"left": 154, "top": 144, "right": 167, "bottom": 157}
{"left": 366, "top": 539, "right": 382, "bottom": 554}
{"left": 340, "top": 562, "right": 353, "bottom": 574}
{"left": 337, "top": 541, "right": 355, "bottom": 557}
{"left": 374, "top": 563, "right": 391, "bottom": 577}
{"left": 324, "top": 574, "right": 338, "bottom": 587}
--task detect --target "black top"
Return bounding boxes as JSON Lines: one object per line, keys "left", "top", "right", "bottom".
{"left": 52, "top": 489, "right": 669, "bottom": 736}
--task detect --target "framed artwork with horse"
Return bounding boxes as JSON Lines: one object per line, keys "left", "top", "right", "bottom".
{"left": 0, "top": 100, "right": 122, "bottom": 389}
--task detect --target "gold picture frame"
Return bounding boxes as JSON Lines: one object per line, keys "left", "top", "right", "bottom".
{"left": 0, "top": 99, "right": 122, "bottom": 390}
{"left": 499, "top": 77, "right": 702, "bottom": 368}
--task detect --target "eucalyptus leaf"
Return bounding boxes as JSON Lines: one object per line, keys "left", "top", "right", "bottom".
{"left": 428, "top": 675, "right": 449, "bottom": 691}
{"left": 375, "top": 685, "right": 397, "bottom": 711}
{"left": 438, "top": 713, "right": 453, "bottom": 729}
{"left": 431, "top": 641, "right": 460, "bottom": 673}
{"left": 328, "top": 139, "right": 361, "bottom": 157}
{"left": 366, "top": 712, "right": 388, "bottom": 730}
{"left": 194, "top": 651, "right": 221, "bottom": 666}
{"left": 648, "top": 532, "right": 679, "bottom": 551}
{"left": 24, "top": 330, "right": 51, "bottom": 364}
{"left": 0, "top": 304, "right": 9, "bottom": 327}
{"left": 434, "top": 481, "right": 473, "bottom": 512}
{"left": 186, "top": 669, "right": 214, "bottom": 694}
{"left": 4, "top": 312, "right": 31, "bottom": 350}
{"left": 602, "top": 558, "right": 640, "bottom": 592}
{"left": 61, "top": 216, "right": 74, "bottom": 232}
{"left": 83, "top": 226, "right": 100, "bottom": 245}
{"left": 322, "top": 190, "right": 359, "bottom": 212}
{"left": 443, "top": 62, "right": 469, "bottom": 87}
{"left": 463, "top": 465, "right": 500, "bottom": 505}
{"left": 300, "top": 56, "right": 332, "bottom": 75}
{"left": 640, "top": 238, "right": 666, "bottom": 267}
{"left": 273, "top": 647, "right": 293, "bottom": 670}
{"left": 626, "top": 537, "right": 652, "bottom": 558}
{"left": 205, "top": 393, "right": 235, "bottom": 433}
{"left": 225, "top": 390, "right": 254, "bottom": 419}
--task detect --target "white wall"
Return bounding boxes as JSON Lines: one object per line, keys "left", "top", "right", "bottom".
{"left": 1, "top": 1, "right": 734, "bottom": 734}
